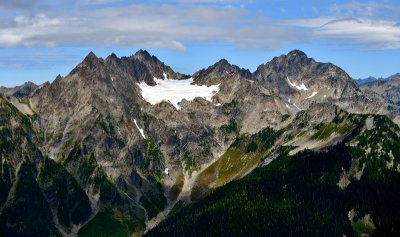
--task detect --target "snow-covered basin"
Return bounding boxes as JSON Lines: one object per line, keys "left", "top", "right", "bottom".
{"left": 138, "top": 74, "right": 220, "bottom": 110}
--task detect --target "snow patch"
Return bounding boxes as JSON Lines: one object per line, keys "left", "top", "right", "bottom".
{"left": 293, "top": 103, "right": 301, "bottom": 110}
{"left": 306, "top": 91, "right": 318, "bottom": 99}
{"left": 164, "top": 168, "right": 169, "bottom": 175}
{"left": 287, "top": 76, "right": 308, "bottom": 91}
{"left": 285, "top": 103, "right": 290, "bottom": 108}
{"left": 138, "top": 75, "right": 220, "bottom": 110}
{"left": 133, "top": 119, "right": 146, "bottom": 139}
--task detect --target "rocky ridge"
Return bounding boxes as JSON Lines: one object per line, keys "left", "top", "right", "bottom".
{"left": 0, "top": 81, "right": 39, "bottom": 99}
{"left": 0, "top": 49, "right": 399, "bottom": 236}
{"left": 359, "top": 73, "right": 400, "bottom": 124}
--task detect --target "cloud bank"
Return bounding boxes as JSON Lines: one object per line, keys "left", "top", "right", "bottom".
{"left": 0, "top": 1, "right": 399, "bottom": 51}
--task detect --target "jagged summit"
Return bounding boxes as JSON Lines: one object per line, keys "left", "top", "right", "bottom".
{"left": 0, "top": 81, "right": 39, "bottom": 98}
{"left": 259, "top": 49, "right": 313, "bottom": 73}
{"left": 360, "top": 73, "right": 400, "bottom": 117}
{"left": 62, "top": 49, "right": 190, "bottom": 86}
{"left": 215, "top": 58, "right": 230, "bottom": 66}
{"left": 86, "top": 51, "right": 98, "bottom": 60}
{"left": 75, "top": 51, "right": 103, "bottom": 70}
{"left": 134, "top": 49, "right": 153, "bottom": 61}
{"left": 193, "top": 58, "right": 251, "bottom": 86}
{"left": 108, "top": 52, "right": 118, "bottom": 59}
{"left": 77, "top": 51, "right": 103, "bottom": 68}
{"left": 286, "top": 49, "right": 309, "bottom": 59}
{"left": 253, "top": 49, "right": 359, "bottom": 101}
{"left": 2, "top": 48, "right": 400, "bottom": 237}
{"left": 67, "top": 51, "right": 109, "bottom": 83}
{"left": 129, "top": 49, "right": 189, "bottom": 81}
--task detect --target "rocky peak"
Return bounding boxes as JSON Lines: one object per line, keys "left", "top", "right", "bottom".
{"left": 105, "top": 52, "right": 121, "bottom": 68}
{"left": 286, "top": 49, "right": 309, "bottom": 61}
{"left": 130, "top": 49, "right": 189, "bottom": 81}
{"left": 133, "top": 49, "right": 153, "bottom": 61}
{"left": 86, "top": 51, "right": 97, "bottom": 59}
{"left": 206, "top": 59, "right": 233, "bottom": 74}
{"left": 54, "top": 74, "right": 63, "bottom": 81}
{"left": 72, "top": 51, "right": 103, "bottom": 72}
{"left": 83, "top": 51, "right": 101, "bottom": 66}
{"left": 0, "top": 81, "right": 39, "bottom": 99}
{"left": 256, "top": 49, "right": 313, "bottom": 76}
{"left": 354, "top": 76, "right": 382, "bottom": 85}
{"left": 21, "top": 81, "right": 37, "bottom": 87}
{"left": 214, "top": 58, "right": 230, "bottom": 67}
{"left": 193, "top": 59, "right": 251, "bottom": 86}
{"left": 360, "top": 72, "right": 400, "bottom": 108}
{"left": 360, "top": 73, "right": 400, "bottom": 87}
{"left": 68, "top": 51, "right": 110, "bottom": 83}
{"left": 253, "top": 49, "right": 360, "bottom": 100}
{"left": 387, "top": 73, "right": 400, "bottom": 82}
{"left": 107, "top": 52, "right": 118, "bottom": 61}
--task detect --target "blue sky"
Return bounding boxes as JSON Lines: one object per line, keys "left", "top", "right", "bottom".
{"left": 0, "top": 0, "right": 400, "bottom": 87}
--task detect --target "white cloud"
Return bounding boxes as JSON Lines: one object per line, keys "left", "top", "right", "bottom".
{"left": 282, "top": 1, "right": 400, "bottom": 50}
{"left": 329, "top": 2, "right": 389, "bottom": 18}
{"left": 0, "top": 1, "right": 399, "bottom": 52}
{"left": 0, "top": 4, "right": 300, "bottom": 51}
{"left": 290, "top": 17, "right": 400, "bottom": 50}
{"left": 0, "top": 14, "right": 60, "bottom": 47}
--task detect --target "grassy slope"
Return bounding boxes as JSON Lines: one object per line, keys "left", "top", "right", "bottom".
{"left": 78, "top": 209, "right": 143, "bottom": 237}
{"left": 191, "top": 128, "right": 281, "bottom": 200}
{"left": 146, "top": 114, "right": 400, "bottom": 237}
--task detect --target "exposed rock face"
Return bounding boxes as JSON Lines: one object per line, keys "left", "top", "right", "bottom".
{"left": 360, "top": 73, "right": 400, "bottom": 125}
{"left": 26, "top": 49, "right": 400, "bottom": 211}
{"left": 0, "top": 96, "right": 92, "bottom": 237}
{"left": 252, "top": 50, "right": 385, "bottom": 116}
{"left": 133, "top": 49, "right": 190, "bottom": 81}
{"left": 23, "top": 50, "right": 293, "bottom": 236}
{"left": 2, "top": 49, "right": 400, "bottom": 236}
{"left": 254, "top": 50, "right": 358, "bottom": 99}
{"left": 354, "top": 76, "right": 385, "bottom": 85}
{"left": 0, "top": 81, "right": 39, "bottom": 98}
{"left": 193, "top": 59, "right": 251, "bottom": 86}
{"left": 361, "top": 73, "right": 400, "bottom": 105}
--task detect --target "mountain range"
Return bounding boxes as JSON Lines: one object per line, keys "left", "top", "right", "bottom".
{"left": 0, "top": 49, "right": 399, "bottom": 237}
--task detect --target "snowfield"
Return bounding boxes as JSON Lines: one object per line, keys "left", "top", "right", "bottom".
{"left": 287, "top": 76, "right": 309, "bottom": 91}
{"left": 138, "top": 74, "right": 220, "bottom": 109}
